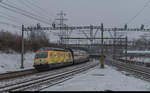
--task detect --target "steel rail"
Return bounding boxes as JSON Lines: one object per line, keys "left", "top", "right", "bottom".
{"left": 15, "top": 62, "right": 98, "bottom": 91}
{"left": 105, "top": 58, "right": 150, "bottom": 81}
{"left": 0, "top": 61, "right": 98, "bottom": 92}
{"left": 0, "top": 56, "right": 88, "bottom": 80}
{"left": 0, "top": 59, "right": 89, "bottom": 89}
{"left": 0, "top": 69, "right": 37, "bottom": 80}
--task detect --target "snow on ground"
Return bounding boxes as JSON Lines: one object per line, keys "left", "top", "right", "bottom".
{"left": 0, "top": 52, "right": 34, "bottom": 73}
{"left": 131, "top": 57, "right": 150, "bottom": 63}
{"left": 122, "top": 57, "right": 150, "bottom": 63}
{"left": 122, "top": 50, "right": 150, "bottom": 63}
{"left": 43, "top": 65, "right": 150, "bottom": 91}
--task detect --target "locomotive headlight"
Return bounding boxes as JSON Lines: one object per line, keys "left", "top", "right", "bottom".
{"left": 41, "top": 60, "right": 48, "bottom": 64}
{"left": 44, "top": 60, "right": 48, "bottom": 64}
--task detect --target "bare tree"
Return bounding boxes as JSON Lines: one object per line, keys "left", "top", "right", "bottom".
{"left": 28, "top": 30, "right": 49, "bottom": 51}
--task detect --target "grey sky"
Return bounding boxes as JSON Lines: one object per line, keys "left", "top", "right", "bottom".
{"left": 0, "top": 0, "right": 150, "bottom": 41}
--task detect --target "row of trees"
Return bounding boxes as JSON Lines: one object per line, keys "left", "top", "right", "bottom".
{"left": 0, "top": 29, "right": 63, "bottom": 53}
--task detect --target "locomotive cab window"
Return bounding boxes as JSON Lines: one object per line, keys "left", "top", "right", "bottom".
{"left": 60, "top": 54, "right": 63, "bottom": 57}
{"left": 49, "top": 52, "right": 53, "bottom": 56}
{"left": 67, "top": 53, "right": 70, "bottom": 58}
{"left": 35, "top": 52, "right": 48, "bottom": 59}
{"left": 54, "top": 53, "right": 57, "bottom": 58}
{"left": 69, "top": 53, "right": 71, "bottom": 57}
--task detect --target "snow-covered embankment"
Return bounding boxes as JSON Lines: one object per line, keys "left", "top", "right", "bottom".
{"left": 0, "top": 52, "right": 34, "bottom": 73}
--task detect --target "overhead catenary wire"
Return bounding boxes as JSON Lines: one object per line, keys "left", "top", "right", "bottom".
{"left": 0, "top": 11, "right": 17, "bottom": 19}
{"left": 1, "top": 2, "right": 50, "bottom": 23}
{"left": 0, "top": 0, "right": 21, "bottom": 29}
{"left": 0, "top": 0, "right": 42, "bottom": 25}
{"left": 0, "top": 11, "right": 23, "bottom": 23}
{"left": 0, "top": 14, "right": 21, "bottom": 24}
{"left": 25, "top": 0, "right": 52, "bottom": 18}
{"left": 0, "top": 11, "right": 29, "bottom": 26}
{"left": 0, "top": 2, "right": 50, "bottom": 25}
{"left": 126, "top": 0, "right": 150, "bottom": 25}
{"left": 0, "top": 4, "right": 50, "bottom": 25}
{"left": 18, "top": 0, "right": 50, "bottom": 21}
{"left": 22, "top": 0, "right": 51, "bottom": 20}
{"left": 0, "top": 21, "right": 20, "bottom": 29}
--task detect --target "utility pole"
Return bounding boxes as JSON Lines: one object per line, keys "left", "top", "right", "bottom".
{"left": 90, "top": 25, "right": 94, "bottom": 45}
{"left": 125, "top": 36, "right": 128, "bottom": 63}
{"left": 90, "top": 25, "right": 94, "bottom": 53}
{"left": 21, "top": 25, "right": 24, "bottom": 69}
{"left": 113, "top": 27, "right": 117, "bottom": 59}
{"left": 100, "top": 23, "right": 104, "bottom": 68}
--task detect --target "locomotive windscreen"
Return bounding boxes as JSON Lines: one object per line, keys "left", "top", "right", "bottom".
{"left": 35, "top": 52, "right": 48, "bottom": 59}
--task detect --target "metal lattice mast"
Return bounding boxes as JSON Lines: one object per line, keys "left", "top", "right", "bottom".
{"left": 55, "top": 11, "right": 68, "bottom": 44}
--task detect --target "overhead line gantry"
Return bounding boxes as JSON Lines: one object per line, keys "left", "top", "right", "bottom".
{"left": 20, "top": 23, "right": 149, "bottom": 69}
{"left": 23, "top": 24, "right": 150, "bottom": 32}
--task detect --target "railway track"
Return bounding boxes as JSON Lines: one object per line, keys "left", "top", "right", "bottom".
{"left": 105, "top": 57, "right": 150, "bottom": 82}
{"left": 0, "top": 59, "right": 88, "bottom": 81}
{"left": 0, "top": 59, "right": 99, "bottom": 92}
{"left": 0, "top": 69, "right": 38, "bottom": 80}
{"left": 116, "top": 59, "right": 147, "bottom": 67}
{"left": 0, "top": 55, "right": 89, "bottom": 81}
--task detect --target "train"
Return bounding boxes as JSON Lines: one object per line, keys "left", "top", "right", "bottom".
{"left": 123, "top": 50, "right": 150, "bottom": 57}
{"left": 33, "top": 47, "right": 89, "bottom": 71}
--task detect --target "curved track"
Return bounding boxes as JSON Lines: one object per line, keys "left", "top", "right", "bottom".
{"left": 0, "top": 59, "right": 99, "bottom": 92}
{"left": 105, "top": 57, "right": 150, "bottom": 82}
{"left": 0, "top": 69, "right": 38, "bottom": 80}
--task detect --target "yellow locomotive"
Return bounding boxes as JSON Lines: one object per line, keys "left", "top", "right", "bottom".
{"left": 33, "top": 47, "right": 74, "bottom": 70}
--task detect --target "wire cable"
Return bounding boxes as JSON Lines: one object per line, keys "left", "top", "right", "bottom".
{"left": 25, "top": 0, "right": 51, "bottom": 17}
{"left": 0, "top": 2, "right": 50, "bottom": 25}
{"left": 126, "top": 0, "right": 150, "bottom": 25}
{"left": 0, "top": 11, "right": 29, "bottom": 25}
{"left": 0, "top": 3, "right": 50, "bottom": 25}
{"left": 0, "top": 14, "right": 21, "bottom": 24}
{"left": 1, "top": 2, "right": 49, "bottom": 23}
{"left": 0, "top": 21, "right": 20, "bottom": 28}
{"left": 0, "top": 11, "right": 17, "bottom": 19}
{"left": 23, "top": 0, "right": 51, "bottom": 20}
{"left": 18, "top": 0, "right": 50, "bottom": 21}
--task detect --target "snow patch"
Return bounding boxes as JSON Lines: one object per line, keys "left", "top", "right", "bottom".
{"left": 0, "top": 52, "right": 34, "bottom": 73}
{"left": 42, "top": 65, "right": 150, "bottom": 91}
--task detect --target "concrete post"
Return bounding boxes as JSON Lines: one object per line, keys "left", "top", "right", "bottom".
{"left": 20, "top": 25, "right": 24, "bottom": 69}
{"left": 100, "top": 23, "right": 104, "bottom": 68}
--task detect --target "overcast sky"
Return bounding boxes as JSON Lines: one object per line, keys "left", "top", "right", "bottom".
{"left": 0, "top": 0, "right": 150, "bottom": 41}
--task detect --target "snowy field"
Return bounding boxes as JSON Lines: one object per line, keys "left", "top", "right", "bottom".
{"left": 0, "top": 52, "right": 34, "bottom": 73}
{"left": 43, "top": 65, "right": 150, "bottom": 91}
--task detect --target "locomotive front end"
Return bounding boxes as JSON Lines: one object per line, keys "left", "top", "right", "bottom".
{"left": 33, "top": 51, "right": 49, "bottom": 70}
